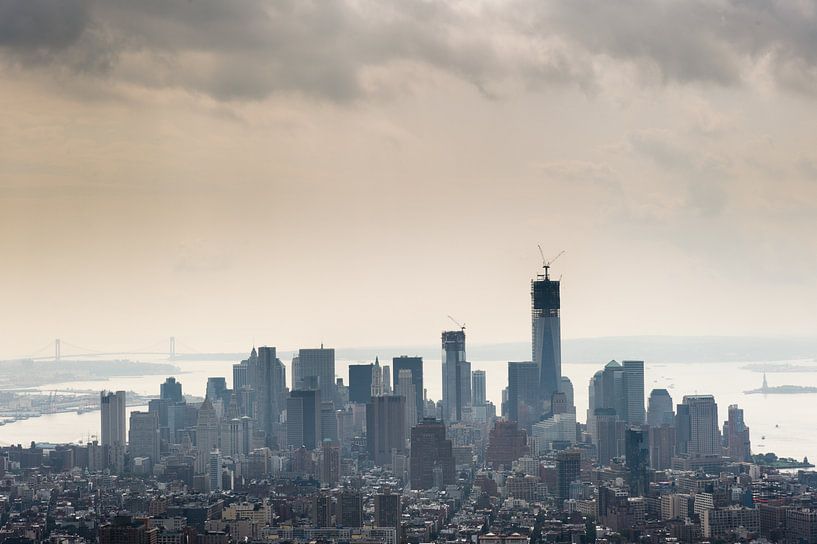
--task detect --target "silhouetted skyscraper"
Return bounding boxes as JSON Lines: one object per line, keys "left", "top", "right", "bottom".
{"left": 366, "top": 395, "right": 406, "bottom": 466}
{"left": 625, "top": 427, "right": 649, "bottom": 496}
{"left": 532, "top": 264, "right": 561, "bottom": 410}
{"left": 160, "top": 377, "right": 183, "bottom": 403}
{"left": 287, "top": 389, "right": 321, "bottom": 450}
{"left": 348, "top": 364, "right": 373, "bottom": 404}
{"left": 556, "top": 449, "right": 581, "bottom": 501}
{"left": 393, "top": 356, "right": 424, "bottom": 422}
{"left": 338, "top": 491, "right": 363, "bottom": 527}
{"left": 442, "top": 330, "right": 470, "bottom": 422}
{"left": 410, "top": 418, "right": 455, "bottom": 490}
{"left": 374, "top": 492, "right": 401, "bottom": 540}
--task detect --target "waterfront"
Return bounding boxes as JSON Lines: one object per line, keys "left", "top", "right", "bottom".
{"left": 1, "top": 356, "right": 815, "bottom": 461}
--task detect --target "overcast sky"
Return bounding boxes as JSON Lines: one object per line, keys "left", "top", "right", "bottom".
{"left": 2, "top": 0, "right": 817, "bottom": 357}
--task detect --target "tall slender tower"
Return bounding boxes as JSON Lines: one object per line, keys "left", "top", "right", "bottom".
{"left": 531, "top": 261, "right": 561, "bottom": 409}
{"left": 441, "top": 330, "right": 469, "bottom": 423}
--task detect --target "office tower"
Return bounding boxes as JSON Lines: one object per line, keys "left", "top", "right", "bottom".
{"left": 336, "top": 377, "right": 349, "bottom": 405}
{"left": 587, "top": 370, "right": 603, "bottom": 441}
{"left": 337, "top": 491, "right": 363, "bottom": 527}
{"left": 410, "top": 418, "right": 455, "bottom": 490}
{"left": 622, "top": 360, "right": 645, "bottom": 425}
{"left": 507, "top": 362, "right": 540, "bottom": 430}
{"left": 649, "top": 424, "right": 675, "bottom": 470}
{"left": 397, "top": 369, "right": 417, "bottom": 430}
{"left": 647, "top": 389, "right": 675, "bottom": 427}
{"left": 99, "top": 515, "right": 157, "bottom": 544}
{"left": 258, "top": 346, "right": 287, "bottom": 443}
{"left": 374, "top": 492, "right": 401, "bottom": 540}
{"left": 382, "top": 365, "right": 391, "bottom": 394}
{"left": 312, "top": 494, "right": 332, "bottom": 527}
{"left": 100, "top": 390, "right": 126, "bottom": 448}
{"left": 442, "top": 330, "right": 471, "bottom": 423}
{"left": 348, "top": 364, "right": 373, "bottom": 404}
{"left": 724, "top": 404, "right": 751, "bottom": 462}
{"left": 595, "top": 408, "right": 619, "bottom": 466}
{"left": 601, "top": 361, "right": 626, "bottom": 419}
{"left": 206, "top": 377, "right": 231, "bottom": 407}
{"left": 625, "top": 428, "right": 649, "bottom": 496}
{"left": 550, "top": 391, "right": 571, "bottom": 415}
{"left": 681, "top": 395, "right": 720, "bottom": 456}
{"left": 371, "top": 357, "right": 384, "bottom": 397}
{"left": 559, "top": 376, "right": 574, "bottom": 408}
{"left": 675, "top": 403, "right": 691, "bottom": 454}
{"left": 366, "top": 395, "right": 406, "bottom": 466}
{"left": 287, "top": 389, "right": 321, "bottom": 450}
{"left": 472, "top": 370, "right": 486, "bottom": 406}
{"left": 196, "top": 398, "right": 220, "bottom": 473}
{"left": 128, "top": 411, "right": 160, "bottom": 462}
{"left": 319, "top": 440, "right": 340, "bottom": 486}
{"left": 298, "top": 347, "right": 336, "bottom": 402}
{"left": 320, "top": 401, "right": 338, "bottom": 443}
{"left": 221, "top": 417, "right": 241, "bottom": 457}
{"left": 393, "top": 356, "right": 424, "bottom": 422}
{"left": 531, "top": 263, "right": 561, "bottom": 409}
{"left": 160, "top": 377, "right": 183, "bottom": 403}
{"left": 208, "top": 449, "right": 222, "bottom": 491}
{"left": 556, "top": 449, "right": 581, "bottom": 501}
{"left": 486, "top": 420, "right": 528, "bottom": 469}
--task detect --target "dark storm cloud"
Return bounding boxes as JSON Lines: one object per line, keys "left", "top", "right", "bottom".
{"left": 3, "top": 0, "right": 817, "bottom": 100}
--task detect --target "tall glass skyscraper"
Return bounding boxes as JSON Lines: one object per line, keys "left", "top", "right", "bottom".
{"left": 531, "top": 267, "right": 561, "bottom": 410}
{"left": 441, "top": 330, "right": 470, "bottom": 423}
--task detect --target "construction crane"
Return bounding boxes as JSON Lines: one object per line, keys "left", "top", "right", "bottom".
{"left": 447, "top": 315, "right": 466, "bottom": 332}
{"left": 537, "top": 246, "right": 565, "bottom": 280}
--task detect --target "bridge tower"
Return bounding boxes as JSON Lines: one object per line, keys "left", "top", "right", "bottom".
{"left": 55, "top": 338, "right": 61, "bottom": 362}
{"left": 170, "top": 337, "right": 176, "bottom": 360}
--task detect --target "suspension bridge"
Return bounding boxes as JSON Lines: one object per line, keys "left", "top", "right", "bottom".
{"left": 0, "top": 337, "right": 202, "bottom": 363}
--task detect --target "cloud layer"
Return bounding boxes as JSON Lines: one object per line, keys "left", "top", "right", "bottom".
{"left": 3, "top": 0, "right": 817, "bottom": 101}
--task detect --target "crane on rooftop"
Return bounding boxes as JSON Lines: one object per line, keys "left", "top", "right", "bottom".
{"left": 538, "top": 245, "right": 565, "bottom": 280}
{"left": 447, "top": 315, "right": 466, "bottom": 332}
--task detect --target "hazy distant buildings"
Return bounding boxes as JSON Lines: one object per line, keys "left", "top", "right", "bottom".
{"left": 392, "top": 356, "right": 423, "bottom": 422}
{"left": 472, "top": 370, "right": 486, "bottom": 407}
{"left": 441, "top": 330, "right": 471, "bottom": 423}
{"left": 101, "top": 390, "right": 126, "bottom": 469}
{"left": 410, "top": 418, "right": 455, "bottom": 490}
{"left": 232, "top": 346, "right": 286, "bottom": 447}
{"left": 195, "top": 397, "right": 220, "bottom": 473}
{"left": 648, "top": 389, "right": 675, "bottom": 427}
{"left": 556, "top": 449, "right": 581, "bottom": 501}
{"left": 531, "top": 265, "right": 561, "bottom": 411}
{"left": 622, "top": 360, "right": 645, "bottom": 425}
{"left": 486, "top": 420, "right": 528, "bottom": 469}
{"left": 128, "top": 411, "right": 160, "bottom": 463}
{"left": 396, "top": 369, "right": 417, "bottom": 431}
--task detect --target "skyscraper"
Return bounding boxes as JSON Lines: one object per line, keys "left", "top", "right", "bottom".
{"left": 206, "top": 377, "right": 230, "bottom": 406}
{"left": 366, "top": 395, "right": 406, "bottom": 466}
{"left": 622, "top": 360, "right": 645, "bottom": 425}
{"left": 531, "top": 263, "right": 561, "bottom": 410}
{"left": 298, "top": 347, "right": 336, "bottom": 403}
{"left": 397, "top": 369, "right": 417, "bottom": 430}
{"left": 486, "top": 420, "right": 528, "bottom": 469}
{"left": 472, "top": 370, "right": 486, "bottom": 406}
{"left": 441, "top": 330, "right": 470, "bottom": 423}
{"left": 625, "top": 427, "right": 649, "bottom": 496}
{"left": 393, "top": 356, "right": 424, "bottom": 421}
{"left": 160, "top": 377, "right": 183, "bottom": 403}
{"left": 409, "top": 418, "right": 455, "bottom": 490}
{"left": 100, "top": 390, "right": 126, "bottom": 449}
{"left": 195, "top": 398, "right": 220, "bottom": 473}
{"left": 208, "top": 449, "right": 222, "bottom": 491}
{"left": 338, "top": 491, "right": 363, "bottom": 527}
{"left": 348, "top": 364, "right": 373, "bottom": 404}
{"left": 724, "top": 404, "right": 751, "bottom": 462}
{"left": 287, "top": 389, "right": 321, "bottom": 450}
{"left": 556, "top": 449, "right": 581, "bottom": 501}
{"left": 681, "top": 395, "right": 720, "bottom": 456}
{"left": 128, "top": 411, "right": 160, "bottom": 462}
{"left": 649, "top": 424, "right": 675, "bottom": 470}
{"left": 647, "top": 389, "right": 675, "bottom": 427}
{"left": 374, "top": 492, "right": 401, "bottom": 540}
{"left": 507, "top": 362, "right": 540, "bottom": 430}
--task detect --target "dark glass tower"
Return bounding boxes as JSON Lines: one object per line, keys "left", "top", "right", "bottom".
{"left": 441, "top": 330, "right": 470, "bottom": 423}
{"left": 532, "top": 266, "right": 561, "bottom": 407}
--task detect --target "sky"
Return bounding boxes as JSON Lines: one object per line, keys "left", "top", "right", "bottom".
{"left": 2, "top": 0, "right": 817, "bottom": 358}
